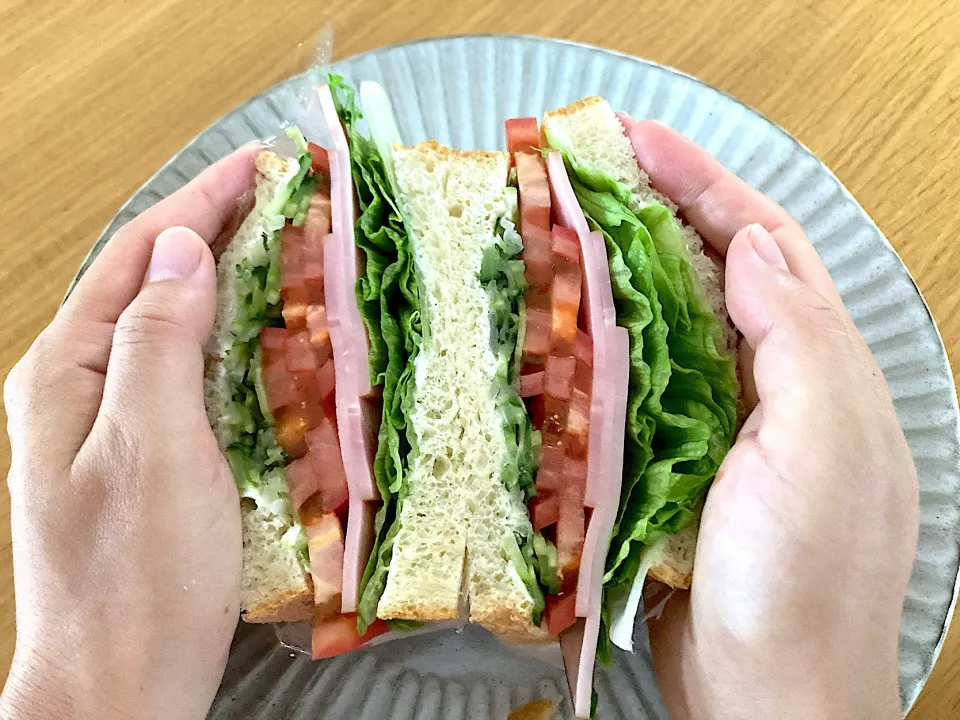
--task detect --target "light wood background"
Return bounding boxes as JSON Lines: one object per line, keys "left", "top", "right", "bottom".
{"left": 1, "top": 0, "right": 958, "bottom": 716}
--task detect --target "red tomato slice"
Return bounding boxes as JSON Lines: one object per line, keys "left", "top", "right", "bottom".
{"left": 304, "top": 418, "right": 349, "bottom": 514}
{"left": 260, "top": 326, "right": 289, "bottom": 352}
{"left": 311, "top": 614, "right": 389, "bottom": 661}
{"left": 286, "top": 332, "right": 319, "bottom": 373}
{"left": 285, "top": 456, "right": 320, "bottom": 510}
{"left": 505, "top": 117, "right": 540, "bottom": 155}
{"left": 564, "top": 429, "right": 588, "bottom": 461}
{"left": 275, "top": 411, "right": 309, "bottom": 458}
{"left": 572, "top": 330, "right": 593, "bottom": 367}
{"left": 544, "top": 592, "right": 578, "bottom": 636}
{"left": 280, "top": 274, "right": 309, "bottom": 308}
{"left": 282, "top": 223, "right": 308, "bottom": 256}
{"left": 515, "top": 152, "right": 551, "bottom": 231}
{"left": 531, "top": 493, "right": 560, "bottom": 531}
{"left": 522, "top": 308, "right": 552, "bottom": 359}
{"left": 305, "top": 192, "right": 332, "bottom": 244}
{"left": 544, "top": 354, "right": 576, "bottom": 402}
{"left": 566, "top": 388, "right": 591, "bottom": 451}
{"left": 541, "top": 395, "right": 569, "bottom": 439}
{"left": 308, "top": 142, "right": 331, "bottom": 173}
{"left": 522, "top": 223, "right": 554, "bottom": 253}
{"left": 564, "top": 455, "right": 588, "bottom": 492}
{"left": 551, "top": 267, "right": 582, "bottom": 348}
{"left": 521, "top": 230, "right": 554, "bottom": 305}
{"left": 557, "top": 500, "right": 585, "bottom": 577}
{"left": 290, "top": 371, "right": 323, "bottom": 409}
{"left": 535, "top": 469, "right": 565, "bottom": 493}
{"left": 262, "top": 361, "right": 298, "bottom": 412}
{"left": 527, "top": 394, "right": 546, "bottom": 429}
{"left": 316, "top": 360, "right": 336, "bottom": 406}
{"left": 282, "top": 302, "right": 309, "bottom": 332}
{"left": 551, "top": 226, "right": 580, "bottom": 265}
{"left": 517, "top": 371, "right": 544, "bottom": 398}
{"left": 302, "top": 262, "right": 325, "bottom": 304}
{"left": 305, "top": 308, "right": 332, "bottom": 368}
{"left": 539, "top": 432, "right": 565, "bottom": 472}
{"left": 304, "top": 511, "right": 344, "bottom": 616}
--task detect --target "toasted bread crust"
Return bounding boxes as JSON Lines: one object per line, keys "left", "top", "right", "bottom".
{"left": 376, "top": 599, "right": 460, "bottom": 623}
{"left": 475, "top": 607, "right": 551, "bottom": 644}
{"left": 396, "top": 139, "right": 508, "bottom": 163}
{"left": 542, "top": 95, "right": 605, "bottom": 121}
{"left": 241, "top": 587, "right": 315, "bottom": 623}
{"left": 648, "top": 563, "right": 692, "bottom": 590}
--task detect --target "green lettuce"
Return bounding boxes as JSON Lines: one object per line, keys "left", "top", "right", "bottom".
{"left": 482, "top": 187, "right": 558, "bottom": 623}
{"left": 545, "top": 140, "right": 738, "bottom": 591}
{"left": 329, "top": 75, "right": 424, "bottom": 635}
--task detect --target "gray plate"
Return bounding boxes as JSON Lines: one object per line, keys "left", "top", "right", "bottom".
{"left": 77, "top": 35, "right": 960, "bottom": 719}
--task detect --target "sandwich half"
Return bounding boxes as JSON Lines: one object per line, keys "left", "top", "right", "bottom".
{"left": 205, "top": 125, "right": 393, "bottom": 655}
{"left": 326, "top": 79, "right": 553, "bottom": 642}
{"left": 525, "top": 97, "right": 739, "bottom": 716}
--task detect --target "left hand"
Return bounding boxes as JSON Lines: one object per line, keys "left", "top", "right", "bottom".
{"left": 2, "top": 146, "right": 258, "bottom": 719}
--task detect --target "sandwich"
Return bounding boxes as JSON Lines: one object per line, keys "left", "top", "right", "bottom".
{"left": 203, "top": 77, "right": 739, "bottom": 717}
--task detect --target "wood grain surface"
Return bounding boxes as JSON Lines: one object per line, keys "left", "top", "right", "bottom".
{"left": 1, "top": 0, "right": 958, "bottom": 716}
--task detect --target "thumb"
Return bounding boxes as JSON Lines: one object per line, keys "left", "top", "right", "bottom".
{"left": 97, "top": 226, "right": 216, "bottom": 428}
{"left": 725, "top": 223, "right": 881, "bottom": 436}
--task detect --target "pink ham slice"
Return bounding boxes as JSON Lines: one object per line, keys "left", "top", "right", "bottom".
{"left": 317, "top": 84, "right": 380, "bottom": 613}
{"left": 562, "top": 327, "right": 630, "bottom": 719}
{"left": 546, "top": 149, "right": 631, "bottom": 718}
{"left": 546, "top": 150, "right": 621, "bottom": 615}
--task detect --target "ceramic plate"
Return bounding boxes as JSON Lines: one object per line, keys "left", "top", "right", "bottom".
{"left": 75, "top": 35, "right": 960, "bottom": 719}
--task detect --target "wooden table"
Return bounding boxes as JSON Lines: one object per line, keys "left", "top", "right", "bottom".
{"left": 1, "top": 0, "right": 958, "bottom": 715}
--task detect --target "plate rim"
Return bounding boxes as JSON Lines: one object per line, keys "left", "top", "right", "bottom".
{"left": 73, "top": 33, "right": 960, "bottom": 715}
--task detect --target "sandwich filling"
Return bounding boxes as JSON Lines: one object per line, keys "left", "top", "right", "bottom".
{"left": 331, "top": 78, "right": 558, "bottom": 635}
{"left": 328, "top": 78, "right": 424, "bottom": 634}
{"left": 219, "top": 130, "right": 321, "bottom": 566}
{"left": 215, "top": 129, "right": 351, "bottom": 619}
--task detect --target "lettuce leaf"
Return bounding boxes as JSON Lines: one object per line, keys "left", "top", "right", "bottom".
{"left": 482, "top": 187, "right": 557, "bottom": 623}
{"left": 330, "top": 75, "right": 423, "bottom": 634}
{"left": 547, "top": 144, "right": 738, "bottom": 590}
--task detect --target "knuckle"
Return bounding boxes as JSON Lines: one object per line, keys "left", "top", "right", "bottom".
{"left": 3, "top": 329, "right": 56, "bottom": 413}
{"left": 114, "top": 297, "right": 189, "bottom": 349}
{"left": 781, "top": 290, "right": 852, "bottom": 346}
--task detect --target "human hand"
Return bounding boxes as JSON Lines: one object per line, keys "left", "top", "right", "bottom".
{"left": 620, "top": 119, "right": 919, "bottom": 720}
{"left": 1, "top": 147, "right": 259, "bottom": 719}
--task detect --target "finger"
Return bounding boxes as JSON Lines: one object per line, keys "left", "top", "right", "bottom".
{"left": 724, "top": 224, "right": 881, "bottom": 433}
{"left": 624, "top": 120, "right": 842, "bottom": 306}
{"left": 6, "top": 148, "right": 255, "bottom": 462}
{"left": 81, "top": 227, "right": 216, "bottom": 464}
{"left": 61, "top": 144, "right": 258, "bottom": 331}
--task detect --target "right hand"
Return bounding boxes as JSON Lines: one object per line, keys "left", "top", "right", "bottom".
{"left": 620, "top": 118, "right": 919, "bottom": 720}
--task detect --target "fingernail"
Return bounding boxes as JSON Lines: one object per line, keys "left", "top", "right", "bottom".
{"left": 747, "top": 224, "right": 789, "bottom": 271}
{"left": 147, "top": 227, "right": 204, "bottom": 282}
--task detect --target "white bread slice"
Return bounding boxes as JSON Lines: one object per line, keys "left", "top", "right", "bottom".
{"left": 543, "top": 98, "right": 740, "bottom": 589}
{"left": 204, "top": 151, "right": 314, "bottom": 623}
{"left": 377, "top": 142, "right": 547, "bottom": 641}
